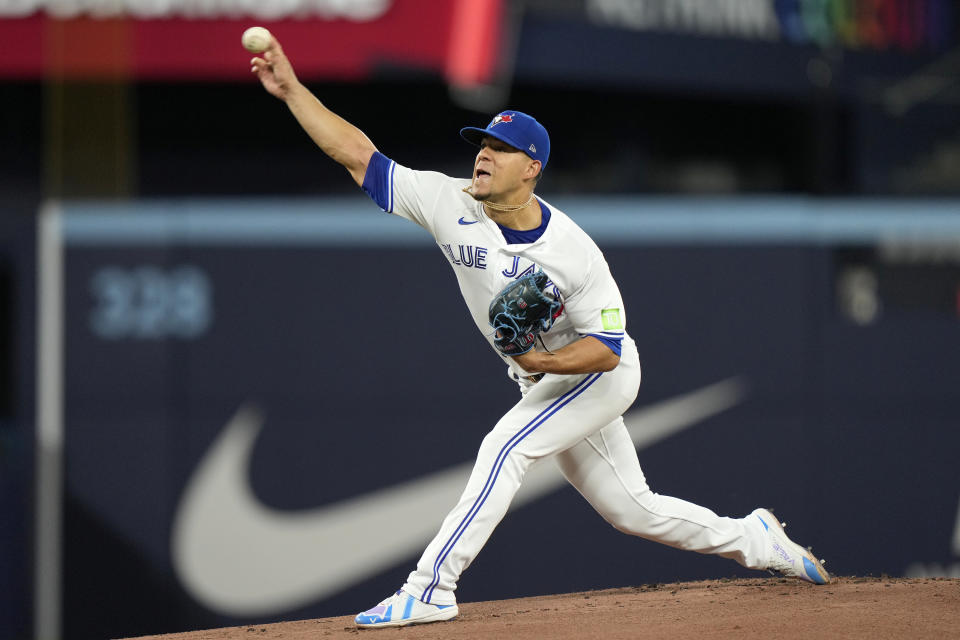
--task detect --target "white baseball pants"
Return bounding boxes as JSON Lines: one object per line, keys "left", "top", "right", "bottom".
{"left": 403, "top": 340, "right": 768, "bottom": 605}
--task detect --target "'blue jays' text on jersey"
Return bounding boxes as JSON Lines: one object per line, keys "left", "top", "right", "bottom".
{"left": 362, "top": 151, "right": 631, "bottom": 379}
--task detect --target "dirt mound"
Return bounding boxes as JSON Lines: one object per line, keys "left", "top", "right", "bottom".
{"left": 127, "top": 577, "right": 960, "bottom": 640}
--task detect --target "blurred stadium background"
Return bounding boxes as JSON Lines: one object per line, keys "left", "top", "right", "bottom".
{"left": 1, "top": 1, "right": 960, "bottom": 638}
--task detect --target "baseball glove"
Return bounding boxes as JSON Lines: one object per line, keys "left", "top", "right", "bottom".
{"left": 489, "top": 270, "right": 563, "bottom": 356}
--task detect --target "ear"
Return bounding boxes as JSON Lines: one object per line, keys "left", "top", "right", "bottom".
{"left": 525, "top": 159, "right": 542, "bottom": 181}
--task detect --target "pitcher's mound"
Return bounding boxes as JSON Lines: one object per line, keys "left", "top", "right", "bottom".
{"left": 127, "top": 576, "right": 960, "bottom": 640}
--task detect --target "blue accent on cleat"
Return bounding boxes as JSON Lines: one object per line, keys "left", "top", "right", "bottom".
{"left": 757, "top": 515, "right": 769, "bottom": 531}
{"left": 355, "top": 603, "right": 393, "bottom": 625}
{"left": 355, "top": 590, "right": 459, "bottom": 627}
{"left": 803, "top": 557, "right": 826, "bottom": 584}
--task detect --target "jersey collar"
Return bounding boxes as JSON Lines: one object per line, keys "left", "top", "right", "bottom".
{"left": 497, "top": 199, "right": 551, "bottom": 245}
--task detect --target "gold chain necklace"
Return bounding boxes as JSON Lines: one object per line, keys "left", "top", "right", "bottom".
{"left": 462, "top": 186, "right": 535, "bottom": 213}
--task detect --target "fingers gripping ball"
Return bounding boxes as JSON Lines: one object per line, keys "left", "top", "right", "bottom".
{"left": 242, "top": 26, "right": 273, "bottom": 53}
{"left": 489, "top": 271, "right": 563, "bottom": 356}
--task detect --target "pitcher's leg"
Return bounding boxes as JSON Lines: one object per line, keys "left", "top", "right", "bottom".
{"left": 400, "top": 417, "right": 539, "bottom": 605}
{"left": 555, "top": 418, "right": 768, "bottom": 568}
{"left": 404, "top": 368, "right": 639, "bottom": 605}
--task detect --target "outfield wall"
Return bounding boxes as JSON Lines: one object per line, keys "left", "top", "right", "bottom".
{"left": 23, "top": 196, "right": 960, "bottom": 638}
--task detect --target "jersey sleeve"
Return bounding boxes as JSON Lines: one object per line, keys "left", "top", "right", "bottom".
{"left": 361, "top": 151, "right": 452, "bottom": 234}
{"left": 561, "top": 256, "right": 627, "bottom": 356}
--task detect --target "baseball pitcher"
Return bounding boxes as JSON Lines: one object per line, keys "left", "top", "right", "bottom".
{"left": 251, "top": 35, "right": 830, "bottom": 629}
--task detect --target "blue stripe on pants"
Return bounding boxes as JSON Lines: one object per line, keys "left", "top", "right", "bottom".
{"left": 422, "top": 372, "right": 603, "bottom": 602}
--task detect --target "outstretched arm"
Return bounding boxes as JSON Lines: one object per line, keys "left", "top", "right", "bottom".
{"left": 251, "top": 37, "right": 377, "bottom": 186}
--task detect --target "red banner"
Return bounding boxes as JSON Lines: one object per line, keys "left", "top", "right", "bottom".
{"left": 0, "top": 0, "right": 503, "bottom": 84}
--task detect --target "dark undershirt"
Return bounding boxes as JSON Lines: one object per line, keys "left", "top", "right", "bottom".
{"left": 497, "top": 199, "right": 551, "bottom": 244}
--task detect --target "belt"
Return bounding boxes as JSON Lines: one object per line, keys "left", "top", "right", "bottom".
{"left": 513, "top": 372, "right": 545, "bottom": 384}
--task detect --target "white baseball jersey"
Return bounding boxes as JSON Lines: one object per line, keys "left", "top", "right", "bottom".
{"left": 363, "top": 151, "right": 631, "bottom": 381}
{"left": 360, "top": 151, "right": 770, "bottom": 608}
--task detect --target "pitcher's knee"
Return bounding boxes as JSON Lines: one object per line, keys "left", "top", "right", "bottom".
{"left": 602, "top": 515, "right": 652, "bottom": 538}
{"left": 595, "top": 503, "right": 645, "bottom": 535}
{"left": 477, "top": 431, "right": 535, "bottom": 475}
{"left": 597, "top": 491, "right": 662, "bottom": 536}
{"left": 476, "top": 432, "right": 504, "bottom": 461}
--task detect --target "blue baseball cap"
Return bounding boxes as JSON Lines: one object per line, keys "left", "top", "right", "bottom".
{"left": 460, "top": 111, "right": 550, "bottom": 170}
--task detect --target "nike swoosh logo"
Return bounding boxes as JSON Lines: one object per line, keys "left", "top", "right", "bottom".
{"left": 171, "top": 378, "right": 747, "bottom": 615}
{"left": 458, "top": 217, "right": 478, "bottom": 225}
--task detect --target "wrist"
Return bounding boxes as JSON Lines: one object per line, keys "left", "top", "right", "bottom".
{"left": 284, "top": 80, "right": 310, "bottom": 103}
{"left": 512, "top": 350, "right": 549, "bottom": 373}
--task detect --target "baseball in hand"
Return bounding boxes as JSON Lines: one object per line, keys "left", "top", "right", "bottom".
{"left": 241, "top": 26, "right": 272, "bottom": 53}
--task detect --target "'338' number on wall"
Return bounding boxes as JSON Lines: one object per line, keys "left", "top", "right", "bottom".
{"left": 89, "top": 266, "right": 213, "bottom": 340}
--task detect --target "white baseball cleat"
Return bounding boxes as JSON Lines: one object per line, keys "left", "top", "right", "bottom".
{"left": 752, "top": 508, "right": 831, "bottom": 585}
{"left": 355, "top": 590, "right": 459, "bottom": 628}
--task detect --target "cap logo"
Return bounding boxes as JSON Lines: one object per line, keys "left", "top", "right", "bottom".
{"left": 490, "top": 113, "right": 513, "bottom": 126}
{"left": 529, "top": 144, "right": 537, "bottom": 153}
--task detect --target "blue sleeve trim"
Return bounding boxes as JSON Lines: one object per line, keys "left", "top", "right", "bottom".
{"left": 361, "top": 151, "right": 395, "bottom": 212}
{"left": 585, "top": 333, "right": 623, "bottom": 357}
